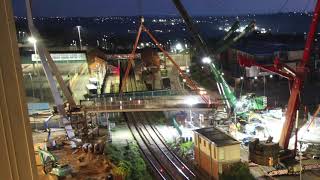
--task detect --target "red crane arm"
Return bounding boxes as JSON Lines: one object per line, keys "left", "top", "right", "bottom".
{"left": 142, "top": 25, "right": 210, "bottom": 104}
{"left": 237, "top": 54, "right": 294, "bottom": 80}
{"left": 119, "top": 23, "right": 143, "bottom": 94}
{"left": 279, "top": 0, "right": 320, "bottom": 149}
{"left": 237, "top": 2, "right": 320, "bottom": 149}
{"left": 120, "top": 19, "right": 210, "bottom": 104}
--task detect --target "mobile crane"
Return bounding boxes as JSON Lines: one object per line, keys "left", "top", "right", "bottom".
{"left": 25, "top": 0, "right": 76, "bottom": 140}
{"left": 238, "top": 0, "right": 320, "bottom": 154}
{"left": 171, "top": 0, "right": 267, "bottom": 115}
{"left": 119, "top": 17, "right": 211, "bottom": 104}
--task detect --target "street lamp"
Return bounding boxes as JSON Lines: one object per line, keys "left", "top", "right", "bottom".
{"left": 175, "top": 43, "right": 183, "bottom": 52}
{"left": 28, "top": 73, "right": 35, "bottom": 98}
{"left": 76, "top": 26, "right": 82, "bottom": 50}
{"left": 184, "top": 96, "right": 198, "bottom": 123}
{"left": 28, "top": 36, "right": 37, "bottom": 54}
{"left": 182, "top": 79, "right": 186, "bottom": 90}
{"left": 202, "top": 57, "right": 212, "bottom": 64}
{"left": 28, "top": 36, "right": 40, "bottom": 77}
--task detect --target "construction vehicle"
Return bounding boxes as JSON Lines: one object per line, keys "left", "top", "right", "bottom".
{"left": 25, "top": 0, "right": 78, "bottom": 141}
{"left": 38, "top": 147, "right": 72, "bottom": 177}
{"left": 171, "top": 0, "right": 267, "bottom": 116}
{"left": 239, "top": 0, "right": 320, "bottom": 168}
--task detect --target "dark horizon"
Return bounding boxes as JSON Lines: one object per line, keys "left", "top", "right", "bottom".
{"left": 13, "top": 11, "right": 314, "bottom": 18}
{"left": 12, "top": 0, "right": 315, "bottom": 17}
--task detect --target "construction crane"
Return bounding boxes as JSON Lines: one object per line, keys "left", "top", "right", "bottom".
{"left": 119, "top": 17, "right": 211, "bottom": 104}
{"left": 25, "top": 0, "right": 76, "bottom": 140}
{"left": 214, "top": 20, "right": 256, "bottom": 54}
{"left": 171, "top": 0, "right": 266, "bottom": 114}
{"left": 238, "top": 0, "right": 320, "bottom": 150}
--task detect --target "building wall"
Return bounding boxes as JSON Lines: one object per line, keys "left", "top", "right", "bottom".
{"left": 217, "top": 144, "right": 241, "bottom": 162}
{"left": 287, "top": 50, "right": 303, "bottom": 61}
{"left": 194, "top": 133, "right": 240, "bottom": 179}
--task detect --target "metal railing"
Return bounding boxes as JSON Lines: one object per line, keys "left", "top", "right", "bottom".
{"left": 91, "top": 89, "right": 185, "bottom": 99}
{"left": 81, "top": 94, "right": 213, "bottom": 112}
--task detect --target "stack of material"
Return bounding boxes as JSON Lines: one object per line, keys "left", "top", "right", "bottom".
{"left": 249, "top": 138, "right": 280, "bottom": 166}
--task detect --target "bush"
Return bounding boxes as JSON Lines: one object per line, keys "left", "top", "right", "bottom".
{"left": 104, "top": 144, "right": 123, "bottom": 164}
{"left": 114, "top": 160, "right": 131, "bottom": 176}
{"left": 220, "top": 162, "right": 255, "bottom": 180}
{"left": 105, "top": 143, "right": 151, "bottom": 180}
{"left": 179, "top": 141, "right": 194, "bottom": 157}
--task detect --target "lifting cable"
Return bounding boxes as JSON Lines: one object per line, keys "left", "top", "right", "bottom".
{"left": 278, "top": 0, "right": 289, "bottom": 13}
{"left": 303, "top": 0, "right": 312, "bottom": 12}
{"left": 239, "top": 67, "right": 245, "bottom": 98}
{"left": 137, "top": 0, "right": 142, "bottom": 16}
{"left": 306, "top": 104, "right": 320, "bottom": 131}
{"left": 120, "top": 19, "right": 210, "bottom": 104}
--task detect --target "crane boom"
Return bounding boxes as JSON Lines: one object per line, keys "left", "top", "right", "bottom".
{"left": 25, "top": 1, "right": 76, "bottom": 107}
{"left": 25, "top": 0, "right": 75, "bottom": 139}
{"left": 171, "top": 0, "right": 209, "bottom": 55}
{"left": 214, "top": 21, "right": 240, "bottom": 52}
{"left": 171, "top": 0, "right": 266, "bottom": 113}
{"left": 237, "top": 0, "right": 320, "bottom": 150}
{"left": 279, "top": 0, "right": 320, "bottom": 149}
{"left": 215, "top": 21, "right": 255, "bottom": 54}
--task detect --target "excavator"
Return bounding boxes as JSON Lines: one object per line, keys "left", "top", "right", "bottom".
{"left": 171, "top": 0, "right": 267, "bottom": 116}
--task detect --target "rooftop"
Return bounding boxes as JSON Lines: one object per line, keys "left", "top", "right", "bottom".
{"left": 235, "top": 40, "right": 304, "bottom": 56}
{"left": 194, "top": 127, "right": 240, "bottom": 147}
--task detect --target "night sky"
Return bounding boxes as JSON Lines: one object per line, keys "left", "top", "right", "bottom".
{"left": 12, "top": 0, "right": 315, "bottom": 17}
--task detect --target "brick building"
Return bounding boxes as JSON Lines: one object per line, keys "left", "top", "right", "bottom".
{"left": 194, "top": 127, "right": 240, "bottom": 179}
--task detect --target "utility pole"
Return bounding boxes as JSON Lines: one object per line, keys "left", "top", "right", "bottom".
{"left": 76, "top": 26, "right": 83, "bottom": 50}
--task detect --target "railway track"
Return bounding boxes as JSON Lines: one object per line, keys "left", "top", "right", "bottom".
{"left": 125, "top": 113, "right": 173, "bottom": 179}
{"left": 125, "top": 69, "right": 197, "bottom": 179}
{"left": 125, "top": 112, "right": 196, "bottom": 180}
{"left": 143, "top": 111, "right": 209, "bottom": 179}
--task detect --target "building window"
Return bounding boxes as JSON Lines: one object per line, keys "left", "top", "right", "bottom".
{"left": 204, "top": 140, "right": 206, "bottom": 147}
{"left": 199, "top": 137, "right": 201, "bottom": 144}
{"left": 214, "top": 146, "right": 216, "bottom": 159}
